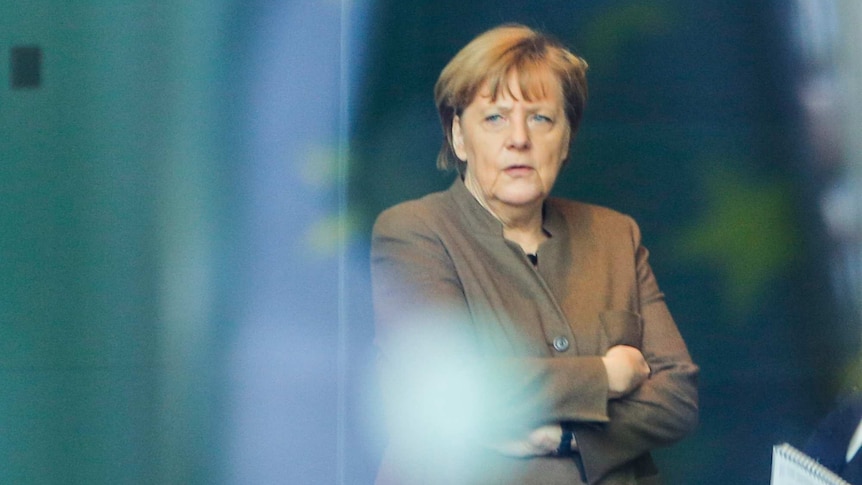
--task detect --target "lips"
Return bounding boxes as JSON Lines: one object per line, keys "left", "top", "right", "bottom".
{"left": 503, "top": 165, "right": 534, "bottom": 176}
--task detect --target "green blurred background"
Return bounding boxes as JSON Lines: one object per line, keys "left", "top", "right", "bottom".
{"left": 3, "top": 0, "right": 862, "bottom": 483}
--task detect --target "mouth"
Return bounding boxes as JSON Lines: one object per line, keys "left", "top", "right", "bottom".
{"left": 503, "top": 165, "right": 534, "bottom": 176}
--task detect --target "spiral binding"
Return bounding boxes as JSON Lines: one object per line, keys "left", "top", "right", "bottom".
{"left": 771, "top": 443, "right": 851, "bottom": 485}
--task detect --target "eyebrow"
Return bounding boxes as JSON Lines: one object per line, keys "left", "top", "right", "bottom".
{"left": 483, "top": 100, "right": 557, "bottom": 113}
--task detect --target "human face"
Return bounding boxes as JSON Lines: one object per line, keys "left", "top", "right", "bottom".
{"left": 452, "top": 71, "right": 571, "bottom": 215}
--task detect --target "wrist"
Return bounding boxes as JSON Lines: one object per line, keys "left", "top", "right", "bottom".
{"left": 555, "top": 423, "right": 575, "bottom": 456}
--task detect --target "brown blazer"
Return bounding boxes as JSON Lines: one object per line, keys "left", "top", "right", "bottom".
{"left": 371, "top": 178, "right": 698, "bottom": 485}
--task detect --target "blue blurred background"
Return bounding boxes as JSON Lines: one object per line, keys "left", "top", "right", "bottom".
{"left": 3, "top": 0, "right": 862, "bottom": 483}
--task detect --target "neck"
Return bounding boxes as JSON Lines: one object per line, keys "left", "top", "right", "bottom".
{"left": 464, "top": 175, "right": 547, "bottom": 254}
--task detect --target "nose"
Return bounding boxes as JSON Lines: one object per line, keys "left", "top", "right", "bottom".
{"left": 507, "top": 115, "right": 531, "bottom": 150}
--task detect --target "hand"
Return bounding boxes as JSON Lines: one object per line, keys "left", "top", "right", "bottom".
{"left": 602, "top": 345, "right": 650, "bottom": 399}
{"left": 488, "top": 424, "right": 572, "bottom": 457}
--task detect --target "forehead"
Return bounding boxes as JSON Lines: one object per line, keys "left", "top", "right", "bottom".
{"left": 478, "top": 67, "right": 563, "bottom": 105}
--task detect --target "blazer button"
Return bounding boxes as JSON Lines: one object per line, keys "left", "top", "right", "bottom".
{"left": 553, "top": 336, "right": 570, "bottom": 352}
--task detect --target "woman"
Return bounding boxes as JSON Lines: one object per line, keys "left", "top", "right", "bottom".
{"left": 371, "top": 24, "right": 698, "bottom": 485}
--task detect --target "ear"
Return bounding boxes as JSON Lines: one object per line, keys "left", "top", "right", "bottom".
{"left": 452, "top": 115, "right": 468, "bottom": 161}
{"left": 558, "top": 125, "right": 572, "bottom": 164}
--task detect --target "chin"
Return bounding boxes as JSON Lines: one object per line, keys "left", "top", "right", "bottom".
{"left": 497, "top": 189, "right": 546, "bottom": 207}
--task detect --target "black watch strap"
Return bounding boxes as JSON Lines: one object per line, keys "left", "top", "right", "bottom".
{"left": 556, "top": 424, "right": 574, "bottom": 456}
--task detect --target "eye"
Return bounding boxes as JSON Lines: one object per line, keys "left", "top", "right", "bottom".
{"left": 484, "top": 114, "right": 505, "bottom": 123}
{"left": 531, "top": 114, "right": 552, "bottom": 123}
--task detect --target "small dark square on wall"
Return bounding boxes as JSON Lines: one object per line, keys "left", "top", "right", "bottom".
{"left": 11, "top": 46, "right": 42, "bottom": 89}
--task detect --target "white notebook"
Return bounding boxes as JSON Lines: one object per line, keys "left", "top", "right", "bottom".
{"left": 771, "top": 443, "right": 851, "bottom": 485}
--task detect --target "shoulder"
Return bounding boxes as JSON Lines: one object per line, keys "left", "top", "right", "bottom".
{"left": 547, "top": 197, "right": 641, "bottom": 242}
{"left": 372, "top": 189, "right": 453, "bottom": 239}
{"left": 548, "top": 197, "right": 633, "bottom": 223}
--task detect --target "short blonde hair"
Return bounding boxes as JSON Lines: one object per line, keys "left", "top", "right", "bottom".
{"left": 434, "top": 24, "right": 589, "bottom": 173}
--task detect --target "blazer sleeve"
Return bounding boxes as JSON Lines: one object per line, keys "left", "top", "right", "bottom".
{"left": 573, "top": 217, "right": 699, "bottom": 484}
{"left": 371, "top": 204, "right": 475, "bottom": 442}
